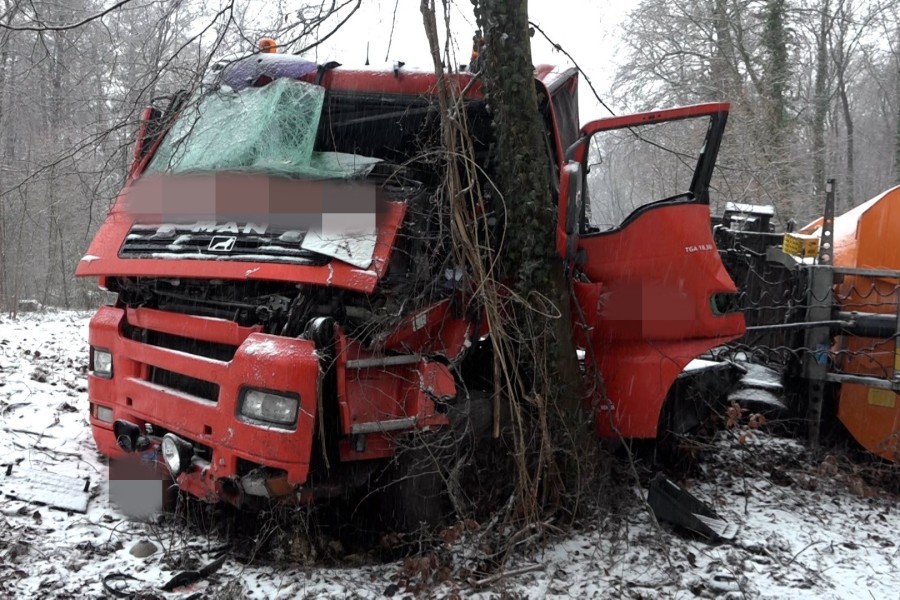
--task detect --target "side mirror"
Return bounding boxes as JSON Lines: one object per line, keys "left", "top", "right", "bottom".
{"left": 563, "top": 162, "right": 583, "bottom": 261}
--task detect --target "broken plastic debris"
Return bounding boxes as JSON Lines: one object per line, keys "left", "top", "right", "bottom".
{"left": 647, "top": 474, "right": 738, "bottom": 541}
{"left": 1, "top": 465, "right": 91, "bottom": 513}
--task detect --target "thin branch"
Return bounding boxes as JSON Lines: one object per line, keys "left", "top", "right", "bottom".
{"left": 0, "top": 0, "right": 135, "bottom": 32}
{"left": 528, "top": 20, "right": 615, "bottom": 116}
{"left": 294, "top": 0, "right": 361, "bottom": 55}
{"left": 384, "top": 0, "right": 400, "bottom": 62}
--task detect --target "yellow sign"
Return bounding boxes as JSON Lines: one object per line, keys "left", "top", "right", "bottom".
{"left": 867, "top": 388, "right": 897, "bottom": 408}
{"left": 783, "top": 233, "right": 820, "bottom": 258}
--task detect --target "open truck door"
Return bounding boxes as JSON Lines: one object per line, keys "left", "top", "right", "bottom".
{"left": 563, "top": 103, "right": 746, "bottom": 440}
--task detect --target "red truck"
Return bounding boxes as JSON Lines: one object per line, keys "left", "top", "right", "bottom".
{"left": 77, "top": 50, "right": 745, "bottom": 528}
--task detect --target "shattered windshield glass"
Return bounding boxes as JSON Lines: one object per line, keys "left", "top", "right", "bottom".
{"left": 147, "top": 78, "right": 381, "bottom": 179}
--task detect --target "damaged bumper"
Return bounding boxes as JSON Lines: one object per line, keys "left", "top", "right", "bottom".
{"left": 87, "top": 305, "right": 319, "bottom": 505}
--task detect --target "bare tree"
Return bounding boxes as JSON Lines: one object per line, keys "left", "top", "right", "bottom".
{"left": 811, "top": 0, "right": 832, "bottom": 197}
{"left": 419, "top": 0, "right": 588, "bottom": 526}
{"left": 615, "top": 0, "right": 900, "bottom": 222}
{"left": 0, "top": 0, "right": 354, "bottom": 313}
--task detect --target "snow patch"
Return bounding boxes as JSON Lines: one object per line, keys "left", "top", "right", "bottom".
{"left": 0, "top": 312, "right": 898, "bottom": 599}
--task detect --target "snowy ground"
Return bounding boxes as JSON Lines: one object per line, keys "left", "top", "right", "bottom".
{"left": 1, "top": 310, "right": 898, "bottom": 599}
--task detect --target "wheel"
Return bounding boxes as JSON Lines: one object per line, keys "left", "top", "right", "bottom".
{"left": 378, "top": 431, "right": 449, "bottom": 533}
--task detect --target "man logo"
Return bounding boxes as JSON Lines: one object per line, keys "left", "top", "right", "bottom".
{"left": 208, "top": 236, "right": 237, "bottom": 252}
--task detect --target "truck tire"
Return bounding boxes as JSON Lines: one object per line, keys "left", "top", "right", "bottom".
{"left": 378, "top": 431, "right": 448, "bottom": 533}
{"left": 376, "top": 390, "right": 506, "bottom": 533}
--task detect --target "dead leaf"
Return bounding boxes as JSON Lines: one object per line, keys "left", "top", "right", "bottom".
{"left": 725, "top": 401, "right": 746, "bottom": 429}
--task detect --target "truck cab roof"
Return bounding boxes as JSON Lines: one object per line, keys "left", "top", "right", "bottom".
{"left": 215, "top": 51, "right": 572, "bottom": 98}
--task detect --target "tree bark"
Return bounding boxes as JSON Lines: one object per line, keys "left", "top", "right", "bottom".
{"left": 894, "top": 21, "right": 900, "bottom": 184}
{"left": 471, "top": 0, "right": 584, "bottom": 517}
{"left": 763, "top": 0, "right": 789, "bottom": 150}
{"left": 812, "top": 0, "right": 830, "bottom": 196}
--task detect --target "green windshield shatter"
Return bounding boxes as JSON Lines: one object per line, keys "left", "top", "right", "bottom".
{"left": 147, "top": 78, "right": 380, "bottom": 178}
{"left": 255, "top": 150, "right": 383, "bottom": 179}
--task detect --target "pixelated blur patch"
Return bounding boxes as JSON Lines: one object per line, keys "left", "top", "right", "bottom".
{"left": 599, "top": 281, "right": 698, "bottom": 339}
{"left": 120, "top": 173, "right": 383, "bottom": 269}
{"left": 109, "top": 458, "right": 165, "bottom": 519}
{"left": 122, "top": 172, "right": 378, "bottom": 226}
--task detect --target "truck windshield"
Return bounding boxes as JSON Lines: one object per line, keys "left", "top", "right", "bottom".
{"left": 147, "top": 78, "right": 381, "bottom": 179}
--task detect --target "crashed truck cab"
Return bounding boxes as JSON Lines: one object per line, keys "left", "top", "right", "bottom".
{"left": 77, "top": 52, "right": 745, "bottom": 508}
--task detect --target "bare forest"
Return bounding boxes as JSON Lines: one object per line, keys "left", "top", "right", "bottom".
{"left": 0, "top": 0, "right": 360, "bottom": 313}
{"left": 613, "top": 0, "right": 900, "bottom": 223}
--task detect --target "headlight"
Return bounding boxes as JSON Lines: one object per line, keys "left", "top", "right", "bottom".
{"left": 239, "top": 389, "right": 299, "bottom": 428}
{"left": 91, "top": 347, "right": 112, "bottom": 378}
{"left": 161, "top": 433, "right": 193, "bottom": 475}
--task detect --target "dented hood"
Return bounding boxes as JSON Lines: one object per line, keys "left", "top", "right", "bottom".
{"left": 76, "top": 173, "right": 406, "bottom": 294}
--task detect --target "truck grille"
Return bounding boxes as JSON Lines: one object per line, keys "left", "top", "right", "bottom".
{"left": 140, "top": 330, "right": 234, "bottom": 403}
{"left": 119, "top": 224, "right": 329, "bottom": 265}
{"left": 150, "top": 366, "right": 220, "bottom": 402}
{"left": 145, "top": 330, "right": 238, "bottom": 362}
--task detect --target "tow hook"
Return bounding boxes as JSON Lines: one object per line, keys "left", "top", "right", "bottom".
{"left": 113, "top": 419, "right": 149, "bottom": 452}
{"left": 240, "top": 469, "right": 293, "bottom": 498}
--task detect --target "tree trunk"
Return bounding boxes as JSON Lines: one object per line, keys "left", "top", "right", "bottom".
{"left": 0, "top": 0, "right": 18, "bottom": 312}
{"left": 471, "top": 0, "right": 584, "bottom": 518}
{"left": 43, "top": 30, "right": 66, "bottom": 308}
{"left": 762, "top": 0, "right": 792, "bottom": 196}
{"left": 895, "top": 23, "right": 900, "bottom": 184}
{"left": 43, "top": 24, "right": 73, "bottom": 309}
{"left": 833, "top": 1, "right": 855, "bottom": 209}
{"left": 711, "top": 0, "right": 738, "bottom": 100}
{"left": 764, "top": 0, "right": 789, "bottom": 142}
{"left": 0, "top": 42, "right": 7, "bottom": 311}
{"left": 812, "top": 0, "right": 830, "bottom": 196}
{"left": 838, "top": 74, "right": 854, "bottom": 208}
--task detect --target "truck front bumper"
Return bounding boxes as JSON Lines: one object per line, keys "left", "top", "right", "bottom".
{"left": 87, "top": 305, "right": 320, "bottom": 505}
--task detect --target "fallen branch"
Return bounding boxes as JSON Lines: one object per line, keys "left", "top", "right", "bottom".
{"left": 101, "top": 573, "right": 143, "bottom": 598}
{"left": 787, "top": 540, "right": 826, "bottom": 566}
{"left": 0, "top": 402, "right": 29, "bottom": 415}
{"left": 162, "top": 555, "right": 227, "bottom": 591}
{"left": 472, "top": 563, "right": 543, "bottom": 587}
{"left": 5, "top": 427, "right": 56, "bottom": 439}
{"left": 10, "top": 440, "right": 81, "bottom": 458}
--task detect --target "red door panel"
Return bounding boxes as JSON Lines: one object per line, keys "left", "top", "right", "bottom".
{"left": 579, "top": 204, "right": 745, "bottom": 438}
{"left": 569, "top": 103, "right": 746, "bottom": 439}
